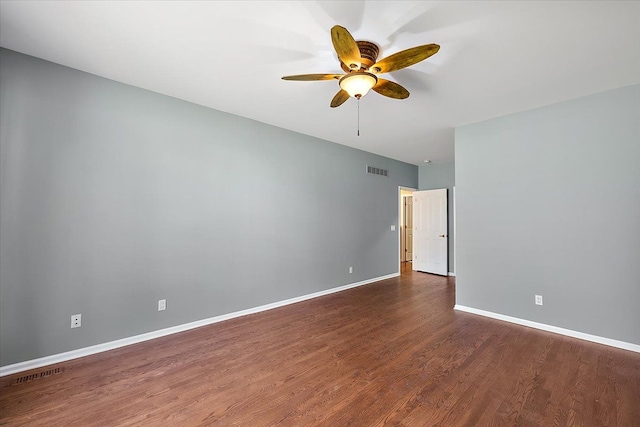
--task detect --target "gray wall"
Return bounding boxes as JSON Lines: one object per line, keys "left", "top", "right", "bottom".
{"left": 456, "top": 84, "right": 640, "bottom": 345}
{"left": 0, "top": 49, "right": 418, "bottom": 366}
{"left": 418, "top": 161, "right": 455, "bottom": 273}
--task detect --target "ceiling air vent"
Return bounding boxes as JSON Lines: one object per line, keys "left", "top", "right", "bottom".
{"left": 366, "top": 165, "right": 388, "bottom": 177}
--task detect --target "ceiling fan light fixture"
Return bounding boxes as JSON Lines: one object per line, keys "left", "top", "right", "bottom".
{"left": 339, "top": 72, "right": 378, "bottom": 99}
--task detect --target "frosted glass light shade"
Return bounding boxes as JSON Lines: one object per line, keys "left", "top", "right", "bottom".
{"left": 339, "top": 72, "right": 378, "bottom": 98}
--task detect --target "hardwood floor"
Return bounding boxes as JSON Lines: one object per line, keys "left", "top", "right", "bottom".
{"left": 1, "top": 265, "right": 639, "bottom": 426}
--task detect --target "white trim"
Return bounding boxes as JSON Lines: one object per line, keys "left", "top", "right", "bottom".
{"left": 454, "top": 305, "right": 640, "bottom": 353}
{"left": 448, "top": 272, "right": 456, "bottom": 277}
{"left": 0, "top": 273, "right": 398, "bottom": 377}
{"left": 452, "top": 185, "right": 456, "bottom": 276}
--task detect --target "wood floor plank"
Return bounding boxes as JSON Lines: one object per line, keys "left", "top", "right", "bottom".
{"left": 1, "top": 266, "right": 639, "bottom": 426}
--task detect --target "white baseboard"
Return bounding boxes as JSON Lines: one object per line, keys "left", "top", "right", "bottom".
{"left": 454, "top": 305, "right": 640, "bottom": 353}
{"left": 448, "top": 272, "right": 456, "bottom": 277}
{"left": 0, "top": 273, "right": 399, "bottom": 377}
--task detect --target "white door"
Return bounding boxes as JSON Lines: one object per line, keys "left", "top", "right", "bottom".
{"left": 413, "top": 189, "right": 448, "bottom": 275}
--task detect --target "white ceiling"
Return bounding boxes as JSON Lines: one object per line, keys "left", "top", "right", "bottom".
{"left": 1, "top": 1, "right": 639, "bottom": 165}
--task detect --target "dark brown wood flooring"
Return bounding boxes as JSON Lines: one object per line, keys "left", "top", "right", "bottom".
{"left": 1, "top": 264, "right": 639, "bottom": 426}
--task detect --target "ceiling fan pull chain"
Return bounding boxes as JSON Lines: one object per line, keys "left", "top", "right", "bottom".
{"left": 357, "top": 98, "right": 360, "bottom": 137}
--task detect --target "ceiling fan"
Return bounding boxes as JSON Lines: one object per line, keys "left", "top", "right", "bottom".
{"left": 282, "top": 25, "right": 440, "bottom": 108}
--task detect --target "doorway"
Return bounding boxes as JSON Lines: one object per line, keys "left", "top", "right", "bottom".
{"left": 399, "top": 187, "right": 416, "bottom": 272}
{"left": 401, "top": 194, "right": 413, "bottom": 262}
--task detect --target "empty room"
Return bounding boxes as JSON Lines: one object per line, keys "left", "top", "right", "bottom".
{"left": 1, "top": 1, "right": 639, "bottom": 426}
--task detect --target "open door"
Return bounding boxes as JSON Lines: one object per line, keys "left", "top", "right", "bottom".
{"left": 413, "top": 189, "right": 448, "bottom": 275}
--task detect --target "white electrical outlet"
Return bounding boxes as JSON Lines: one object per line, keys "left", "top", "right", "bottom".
{"left": 391, "top": 225, "right": 396, "bottom": 231}
{"left": 71, "top": 314, "right": 81, "bottom": 328}
{"left": 349, "top": 266, "right": 353, "bottom": 274}
{"left": 535, "top": 295, "right": 543, "bottom": 306}
{"left": 158, "top": 299, "right": 167, "bottom": 311}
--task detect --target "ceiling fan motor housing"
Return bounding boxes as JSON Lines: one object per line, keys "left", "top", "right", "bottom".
{"left": 355, "top": 41, "right": 379, "bottom": 70}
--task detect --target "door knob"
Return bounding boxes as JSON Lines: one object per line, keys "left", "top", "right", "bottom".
{"left": 439, "top": 234, "right": 447, "bottom": 238}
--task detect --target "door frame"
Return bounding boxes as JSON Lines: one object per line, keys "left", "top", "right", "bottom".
{"left": 398, "top": 186, "right": 417, "bottom": 273}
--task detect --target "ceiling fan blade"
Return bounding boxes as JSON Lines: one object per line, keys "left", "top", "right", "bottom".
{"left": 282, "top": 74, "right": 343, "bottom": 81}
{"left": 370, "top": 44, "right": 440, "bottom": 74}
{"left": 330, "top": 89, "right": 350, "bottom": 108}
{"left": 331, "top": 25, "right": 361, "bottom": 71}
{"left": 372, "top": 79, "right": 410, "bottom": 99}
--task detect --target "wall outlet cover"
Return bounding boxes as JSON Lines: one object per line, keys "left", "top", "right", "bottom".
{"left": 535, "top": 295, "right": 543, "bottom": 306}
{"left": 71, "top": 314, "right": 81, "bottom": 328}
{"left": 158, "top": 299, "right": 167, "bottom": 311}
